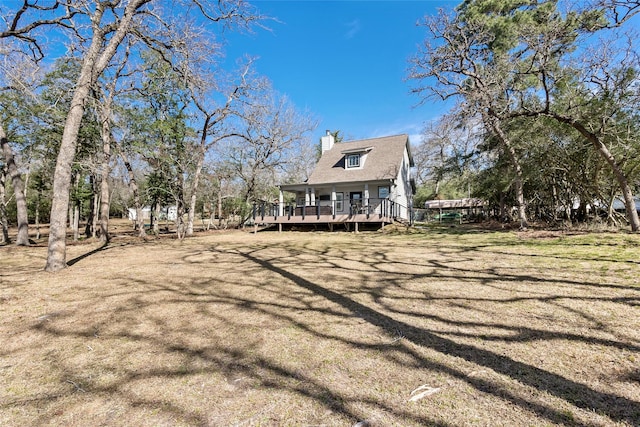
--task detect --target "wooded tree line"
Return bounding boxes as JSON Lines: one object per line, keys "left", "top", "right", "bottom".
{"left": 1, "top": 1, "right": 316, "bottom": 271}
{"left": 409, "top": 0, "right": 640, "bottom": 231}
{"left": 1, "top": 0, "right": 638, "bottom": 274}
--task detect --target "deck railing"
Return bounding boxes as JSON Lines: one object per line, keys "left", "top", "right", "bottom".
{"left": 252, "top": 198, "right": 412, "bottom": 224}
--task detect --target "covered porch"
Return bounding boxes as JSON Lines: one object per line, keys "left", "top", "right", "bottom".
{"left": 252, "top": 199, "right": 402, "bottom": 231}
{"left": 251, "top": 181, "right": 412, "bottom": 231}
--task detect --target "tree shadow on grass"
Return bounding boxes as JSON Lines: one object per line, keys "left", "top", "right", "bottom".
{"left": 21, "top": 303, "right": 453, "bottom": 427}
{"left": 66, "top": 241, "right": 111, "bottom": 267}
{"left": 7, "top": 233, "right": 639, "bottom": 426}
{"left": 232, "top": 246, "right": 640, "bottom": 426}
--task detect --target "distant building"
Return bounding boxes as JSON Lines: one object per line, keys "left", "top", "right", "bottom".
{"left": 127, "top": 206, "right": 177, "bottom": 221}
{"left": 423, "top": 198, "right": 488, "bottom": 221}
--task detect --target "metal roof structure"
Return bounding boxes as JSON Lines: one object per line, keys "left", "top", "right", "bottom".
{"left": 424, "top": 198, "right": 487, "bottom": 209}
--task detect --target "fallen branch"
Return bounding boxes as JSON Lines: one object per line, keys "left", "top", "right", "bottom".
{"left": 408, "top": 384, "right": 441, "bottom": 402}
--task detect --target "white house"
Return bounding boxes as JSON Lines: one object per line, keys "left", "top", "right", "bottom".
{"left": 253, "top": 132, "right": 416, "bottom": 229}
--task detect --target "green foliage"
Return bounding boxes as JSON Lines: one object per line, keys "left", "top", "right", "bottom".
{"left": 411, "top": 0, "right": 640, "bottom": 226}
{"left": 1, "top": 56, "right": 104, "bottom": 227}
{"left": 122, "top": 52, "right": 198, "bottom": 214}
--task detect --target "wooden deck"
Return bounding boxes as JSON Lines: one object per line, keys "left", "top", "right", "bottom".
{"left": 251, "top": 202, "right": 409, "bottom": 231}
{"left": 254, "top": 213, "right": 393, "bottom": 225}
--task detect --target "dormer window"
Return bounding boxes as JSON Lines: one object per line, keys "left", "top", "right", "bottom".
{"left": 346, "top": 154, "right": 360, "bottom": 168}
{"left": 342, "top": 146, "right": 372, "bottom": 170}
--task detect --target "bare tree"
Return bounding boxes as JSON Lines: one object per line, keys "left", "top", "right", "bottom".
{"left": 415, "top": 111, "right": 483, "bottom": 197}
{"left": 38, "top": 0, "right": 150, "bottom": 270}
{"left": 2, "top": 0, "right": 264, "bottom": 270}
{"left": 409, "top": 11, "right": 529, "bottom": 228}
{"left": 0, "top": 43, "right": 39, "bottom": 246}
{"left": 506, "top": 3, "right": 640, "bottom": 230}
{"left": 91, "top": 45, "right": 138, "bottom": 243}
{"left": 409, "top": 2, "right": 640, "bottom": 231}
{"left": 0, "top": 121, "right": 30, "bottom": 244}
{"left": 217, "top": 87, "right": 317, "bottom": 221}
{"left": 534, "top": 32, "right": 640, "bottom": 231}
{"left": 185, "top": 60, "right": 262, "bottom": 236}
{"left": 0, "top": 159, "right": 10, "bottom": 243}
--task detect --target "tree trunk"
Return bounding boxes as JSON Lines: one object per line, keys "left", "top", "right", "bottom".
{"left": 186, "top": 178, "right": 198, "bottom": 236}
{"left": 549, "top": 113, "right": 640, "bottom": 232}
{"left": 46, "top": 49, "right": 101, "bottom": 270}
{"left": 119, "top": 149, "right": 145, "bottom": 237}
{"left": 85, "top": 174, "right": 96, "bottom": 238}
{"left": 153, "top": 203, "right": 160, "bottom": 235}
{"left": 91, "top": 184, "right": 99, "bottom": 238}
{"left": 485, "top": 115, "right": 528, "bottom": 229}
{"left": 35, "top": 199, "right": 40, "bottom": 240}
{"left": 0, "top": 165, "right": 10, "bottom": 244}
{"left": 72, "top": 174, "right": 80, "bottom": 242}
{"left": 73, "top": 202, "right": 80, "bottom": 242}
{"left": 149, "top": 202, "right": 155, "bottom": 233}
{"left": 176, "top": 174, "right": 185, "bottom": 240}
{"left": 217, "top": 184, "right": 224, "bottom": 228}
{"left": 0, "top": 122, "right": 29, "bottom": 245}
{"left": 46, "top": 0, "right": 147, "bottom": 271}
{"left": 499, "top": 191, "right": 506, "bottom": 221}
{"left": 99, "top": 105, "right": 112, "bottom": 242}
{"left": 186, "top": 154, "right": 204, "bottom": 236}
{"left": 186, "top": 144, "right": 206, "bottom": 236}
{"left": 607, "top": 194, "right": 618, "bottom": 225}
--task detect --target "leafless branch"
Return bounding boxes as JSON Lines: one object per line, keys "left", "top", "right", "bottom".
{"left": 1, "top": 1, "right": 79, "bottom": 60}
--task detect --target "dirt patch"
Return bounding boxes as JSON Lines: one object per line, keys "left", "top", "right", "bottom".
{"left": 1, "top": 228, "right": 639, "bottom": 426}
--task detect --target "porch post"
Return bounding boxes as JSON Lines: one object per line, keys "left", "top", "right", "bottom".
{"left": 364, "top": 184, "right": 370, "bottom": 218}
{"left": 278, "top": 189, "right": 284, "bottom": 217}
{"left": 310, "top": 187, "right": 316, "bottom": 206}
{"left": 331, "top": 186, "right": 336, "bottom": 217}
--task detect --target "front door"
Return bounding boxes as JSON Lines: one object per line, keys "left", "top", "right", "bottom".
{"left": 350, "top": 192, "right": 363, "bottom": 213}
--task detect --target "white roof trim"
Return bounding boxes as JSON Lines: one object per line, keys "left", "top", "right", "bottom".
{"left": 341, "top": 146, "right": 373, "bottom": 155}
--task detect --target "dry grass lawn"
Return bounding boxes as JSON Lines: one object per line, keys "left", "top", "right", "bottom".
{"left": 1, "top": 223, "right": 639, "bottom": 426}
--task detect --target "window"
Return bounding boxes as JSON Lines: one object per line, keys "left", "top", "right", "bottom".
{"left": 335, "top": 193, "right": 343, "bottom": 211}
{"left": 378, "top": 186, "right": 389, "bottom": 199}
{"left": 346, "top": 154, "right": 360, "bottom": 168}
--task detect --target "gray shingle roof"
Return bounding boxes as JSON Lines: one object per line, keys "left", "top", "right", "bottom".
{"left": 307, "top": 134, "right": 412, "bottom": 185}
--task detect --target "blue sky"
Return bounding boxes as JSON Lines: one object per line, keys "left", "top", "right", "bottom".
{"left": 224, "top": 1, "right": 459, "bottom": 144}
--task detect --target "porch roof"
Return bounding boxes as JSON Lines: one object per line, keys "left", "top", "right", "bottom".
{"left": 280, "top": 178, "right": 394, "bottom": 193}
